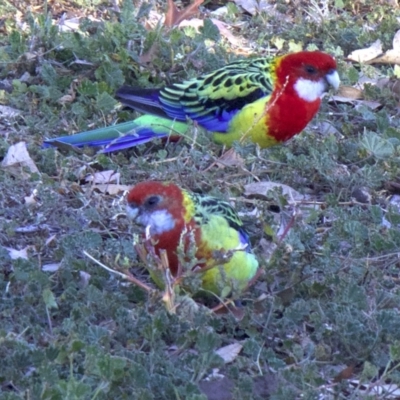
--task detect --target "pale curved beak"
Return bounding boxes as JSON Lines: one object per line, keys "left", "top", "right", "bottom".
{"left": 326, "top": 69, "right": 340, "bottom": 90}
{"left": 126, "top": 204, "right": 139, "bottom": 219}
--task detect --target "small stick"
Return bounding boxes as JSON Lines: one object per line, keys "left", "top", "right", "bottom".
{"left": 83, "top": 250, "right": 153, "bottom": 292}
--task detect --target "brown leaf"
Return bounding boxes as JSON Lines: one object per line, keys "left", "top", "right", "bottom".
{"left": 370, "top": 49, "right": 400, "bottom": 65}
{"left": 164, "top": 0, "right": 204, "bottom": 28}
{"left": 276, "top": 287, "right": 295, "bottom": 306}
{"left": 210, "top": 18, "right": 241, "bottom": 47}
{"left": 215, "top": 148, "right": 244, "bottom": 168}
{"left": 331, "top": 95, "right": 382, "bottom": 110}
{"left": 333, "top": 364, "right": 355, "bottom": 382}
{"left": 337, "top": 85, "right": 363, "bottom": 100}
{"left": 139, "top": 42, "right": 159, "bottom": 64}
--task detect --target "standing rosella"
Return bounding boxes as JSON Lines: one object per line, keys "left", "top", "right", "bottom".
{"left": 44, "top": 51, "right": 340, "bottom": 152}
{"left": 126, "top": 181, "right": 259, "bottom": 296}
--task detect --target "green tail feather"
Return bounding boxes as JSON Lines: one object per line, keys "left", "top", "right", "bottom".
{"left": 43, "top": 115, "right": 189, "bottom": 152}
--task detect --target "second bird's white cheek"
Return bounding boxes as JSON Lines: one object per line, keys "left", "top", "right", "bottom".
{"left": 294, "top": 78, "right": 327, "bottom": 102}
{"left": 137, "top": 210, "right": 175, "bottom": 235}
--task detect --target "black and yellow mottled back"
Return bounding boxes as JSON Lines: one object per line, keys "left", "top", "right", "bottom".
{"left": 186, "top": 190, "right": 252, "bottom": 251}
{"left": 159, "top": 57, "right": 277, "bottom": 131}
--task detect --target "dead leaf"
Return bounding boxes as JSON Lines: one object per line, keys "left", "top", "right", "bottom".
{"left": 271, "top": 37, "right": 285, "bottom": 50}
{"left": 215, "top": 148, "right": 244, "bottom": 168}
{"left": 45, "top": 234, "right": 57, "bottom": 246}
{"left": 259, "top": 238, "right": 278, "bottom": 264}
{"left": 337, "top": 85, "right": 363, "bottom": 100}
{"left": 276, "top": 287, "right": 295, "bottom": 306}
{"left": 333, "top": 364, "right": 355, "bottom": 382}
{"left": 57, "top": 94, "right": 74, "bottom": 104}
{"left": 316, "top": 121, "right": 342, "bottom": 137}
{"left": 234, "top": 0, "right": 274, "bottom": 15}
{"left": 288, "top": 41, "right": 303, "bottom": 53}
{"left": 179, "top": 18, "right": 248, "bottom": 49}
{"left": 370, "top": 49, "right": 400, "bottom": 65}
{"left": 347, "top": 379, "right": 400, "bottom": 397}
{"left": 215, "top": 343, "right": 242, "bottom": 363}
{"left": 178, "top": 18, "right": 203, "bottom": 31}
{"left": 139, "top": 42, "right": 159, "bottom": 64}
{"left": 355, "top": 31, "right": 400, "bottom": 65}
{"left": 164, "top": 0, "right": 204, "bottom": 28}
{"left": 237, "top": 206, "right": 261, "bottom": 219}
{"left": 392, "top": 28, "right": 400, "bottom": 51}
{"left": 79, "top": 271, "right": 91, "bottom": 288}
{"left": 376, "top": 78, "right": 400, "bottom": 100}
{"left": 141, "top": 9, "right": 164, "bottom": 30}
{"left": 1, "top": 142, "right": 39, "bottom": 178}
{"left": 24, "top": 192, "right": 38, "bottom": 205}
{"left": 368, "top": 384, "right": 400, "bottom": 396}
{"left": 14, "top": 224, "right": 50, "bottom": 233}
{"left": 42, "top": 263, "right": 61, "bottom": 272}
{"left": 244, "top": 181, "right": 305, "bottom": 204}
{"left": 58, "top": 80, "right": 77, "bottom": 105}
{"left": 57, "top": 15, "right": 101, "bottom": 33}
{"left": 0, "top": 105, "right": 22, "bottom": 118}
{"left": 347, "top": 40, "right": 383, "bottom": 63}
{"left": 6, "top": 246, "right": 31, "bottom": 260}
{"left": 355, "top": 100, "right": 382, "bottom": 110}
{"left": 210, "top": 19, "right": 242, "bottom": 47}
{"left": 331, "top": 95, "right": 382, "bottom": 110}
{"left": 210, "top": 6, "right": 228, "bottom": 17}
{"left": 331, "top": 83, "right": 383, "bottom": 109}
{"left": 57, "top": 17, "right": 81, "bottom": 32}
{"left": 92, "top": 184, "right": 130, "bottom": 195}
{"left": 86, "top": 170, "right": 120, "bottom": 184}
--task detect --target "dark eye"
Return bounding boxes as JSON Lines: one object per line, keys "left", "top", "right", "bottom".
{"left": 145, "top": 195, "right": 160, "bottom": 207}
{"left": 304, "top": 65, "right": 317, "bottom": 74}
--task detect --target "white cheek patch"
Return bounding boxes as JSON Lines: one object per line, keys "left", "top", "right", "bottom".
{"left": 294, "top": 78, "right": 327, "bottom": 102}
{"left": 137, "top": 210, "right": 175, "bottom": 235}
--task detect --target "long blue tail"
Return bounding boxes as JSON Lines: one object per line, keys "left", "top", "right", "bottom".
{"left": 43, "top": 116, "right": 189, "bottom": 153}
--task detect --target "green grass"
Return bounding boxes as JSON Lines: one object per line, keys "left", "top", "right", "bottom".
{"left": 2, "top": 0, "right": 400, "bottom": 398}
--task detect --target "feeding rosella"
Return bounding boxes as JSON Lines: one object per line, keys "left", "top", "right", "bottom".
{"left": 44, "top": 51, "right": 340, "bottom": 152}
{"left": 126, "top": 181, "right": 259, "bottom": 296}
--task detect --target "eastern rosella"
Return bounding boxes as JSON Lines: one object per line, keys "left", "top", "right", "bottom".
{"left": 126, "top": 181, "right": 259, "bottom": 296}
{"left": 44, "top": 51, "right": 340, "bottom": 152}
